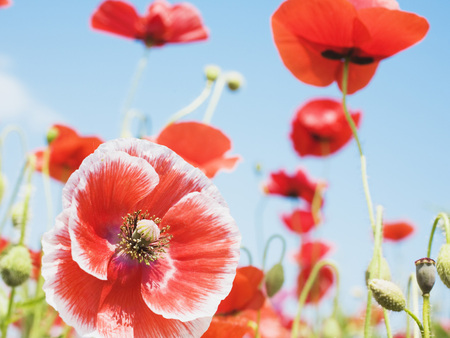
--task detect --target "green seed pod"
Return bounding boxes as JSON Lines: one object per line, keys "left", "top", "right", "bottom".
{"left": 369, "top": 279, "right": 406, "bottom": 312}
{"left": 436, "top": 244, "right": 450, "bottom": 289}
{"left": 415, "top": 257, "right": 436, "bottom": 295}
{"left": 365, "top": 256, "right": 391, "bottom": 285}
{"left": 0, "top": 245, "right": 32, "bottom": 287}
{"left": 322, "top": 317, "right": 342, "bottom": 338}
{"left": 226, "top": 71, "right": 244, "bottom": 91}
{"left": 204, "top": 65, "right": 221, "bottom": 82}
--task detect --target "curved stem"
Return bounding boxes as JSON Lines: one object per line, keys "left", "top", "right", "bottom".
{"left": 427, "top": 212, "right": 450, "bottom": 257}
{"left": 121, "top": 109, "right": 149, "bottom": 138}
{"left": 0, "top": 125, "right": 28, "bottom": 171}
{"left": 240, "top": 246, "right": 253, "bottom": 266}
{"left": 203, "top": 74, "right": 226, "bottom": 125}
{"left": 404, "top": 307, "right": 425, "bottom": 338}
{"left": 262, "top": 234, "right": 286, "bottom": 271}
{"left": 166, "top": 80, "right": 213, "bottom": 125}
{"left": 291, "top": 260, "right": 338, "bottom": 338}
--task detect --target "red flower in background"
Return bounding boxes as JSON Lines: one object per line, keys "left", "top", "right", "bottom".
{"left": 295, "top": 240, "right": 333, "bottom": 266}
{"left": 297, "top": 264, "right": 334, "bottom": 304}
{"left": 91, "top": 0, "right": 208, "bottom": 47}
{"left": 271, "top": 0, "right": 429, "bottom": 94}
{"left": 281, "top": 208, "right": 319, "bottom": 235}
{"left": 383, "top": 221, "right": 415, "bottom": 241}
{"left": 34, "top": 125, "right": 103, "bottom": 183}
{"left": 264, "top": 168, "right": 325, "bottom": 204}
{"left": 151, "top": 121, "right": 240, "bottom": 178}
{"left": 41, "top": 139, "right": 241, "bottom": 337}
{"left": 291, "top": 98, "right": 361, "bottom": 157}
{"left": 0, "top": 0, "right": 11, "bottom": 8}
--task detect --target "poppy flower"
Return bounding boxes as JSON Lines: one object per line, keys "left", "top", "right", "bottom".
{"left": 281, "top": 208, "right": 319, "bottom": 235}
{"left": 151, "top": 121, "right": 240, "bottom": 178}
{"left": 271, "top": 0, "right": 429, "bottom": 94}
{"left": 264, "top": 168, "right": 325, "bottom": 204}
{"left": 383, "top": 221, "right": 415, "bottom": 241}
{"left": 297, "top": 264, "right": 334, "bottom": 304}
{"left": 295, "top": 240, "right": 333, "bottom": 266}
{"left": 41, "top": 138, "right": 241, "bottom": 337}
{"left": 91, "top": 0, "right": 209, "bottom": 48}
{"left": 291, "top": 98, "right": 361, "bottom": 157}
{"left": 0, "top": 0, "right": 11, "bottom": 8}
{"left": 34, "top": 124, "right": 103, "bottom": 183}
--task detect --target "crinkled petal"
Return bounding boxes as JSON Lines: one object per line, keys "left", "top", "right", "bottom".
{"left": 68, "top": 149, "right": 159, "bottom": 280}
{"left": 163, "top": 2, "right": 209, "bottom": 42}
{"left": 141, "top": 191, "right": 240, "bottom": 321}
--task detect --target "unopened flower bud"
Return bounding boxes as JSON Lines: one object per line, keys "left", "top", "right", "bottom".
{"left": 226, "top": 71, "right": 244, "bottom": 91}
{"left": 322, "top": 317, "right": 342, "bottom": 338}
{"left": 0, "top": 245, "right": 32, "bottom": 287}
{"left": 11, "top": 201, "right": 28, "bottom": 228}
{"left": 132, "top": 219, "right": 160, "bottom": 247}
{"left": 365, "top": 256, "right": 391, "bottom": 285}
{"left": 46, "top": 126, "right": 59, "bottom": 144}
{"left": 369, "top": 279, "right": 406, "bottom": 312}
{"left": 204, "top": 65, "right": 221, "bottom": 81}
{"left": 436, "top": 244, "right": 450, "bottom": 289}
{"left": 415, "top": 257, "right": 436, "bottom": 294}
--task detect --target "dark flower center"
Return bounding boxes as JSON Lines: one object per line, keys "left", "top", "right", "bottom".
{"left": 117, "top": 210, "right": 172, "bottom": 265}
{"left": 310, "top": 133, "right": 333, "bottom": 143}
{"left": 321, "top": 48, "right": 374, "bottom": 65}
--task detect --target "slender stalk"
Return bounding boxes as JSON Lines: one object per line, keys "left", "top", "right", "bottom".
{"left": 427, "top": 212, "right": 450, "bottom": 257}
{"left": 0, "top": 125, "right": 28, "bottom": 171}
{"left": 121, "top": 109, "right": 149, "bottom": 138}
{"left": 254, "top": 196, "right": 267, "bottom": 265}
{"left": 203, "top": 74, "right": 226, "bottom": 125}
{"left": 19, "top": 157, "right": 34, "bottom": 246}
{"left": 1, "top": 287, "right": 16, "bottom": 338}
{"left": 383, "top": 309, "right": 393, "bottom": 338}
{"left": 240, "top": 246, "right": 253, "bottom": 266}
{"left": 404, "top": 307, "right": 425, "bottom": 338}
{"left": 406, "top": 274, "right": 413, "bottom": 338}
{"left": 422, "top": 294, "right": 431, "bottom": 338}
{"left": 364, "top": 290, "right": 373, "bottom": 338}
{"left": 412, "top": 274, "right": 420, "bottom": 338}
{"left": 166, "top": 80, "right": 214, "bottom": 125}
{"left": 262, "top": 234, "right": 286, "bottom": 271}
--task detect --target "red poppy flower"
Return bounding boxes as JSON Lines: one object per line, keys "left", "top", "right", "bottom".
{"left": 41, "top": 138, "right": 241, "bottom": 337}
{"left": 291, "top": 98, "right": 361, "bottom": 157}
{"left": 281, "top": 208, "right": 319, "bottom": 235}
{"left": 91, "top": 0, "right": 209, "bottom": 48}
{"left": 202, "top": 315, "right": 253, "bottom": 338}
{"left": 264, "top": 168, "right": 325, "bottom": 204}
{"left": 295, "top": 240, "right": 333, "bottom": 266}
{"left": 0, "top": 0, "right": 11, "bottom": 8}
{"left": 297, "top": 264, "right": 334, "bottom": 304}
{"left": 271, "top": 0, "right": 429, "bottom": 94}
{"left": 383, "top": 221, "right": 415, "bottom": 241}
{"left": 152, "top": 121, "right": 240, "bottom": 178}
{"left": 34, "top": 125, "right": 103, "bottom": 183}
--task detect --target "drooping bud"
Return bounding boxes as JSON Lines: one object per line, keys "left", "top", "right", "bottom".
{"left": 322, "top": 317, "right": 342, "bottom": 338}
{"left": 0, "top": 245, "right": 32, "bottom": 287}
{"left": 265, "top": 263, "right": 284, "bottom": 297}
{"left": 369, "top": 279, "right": 406, "bottom": 312}
{"left": 365, "top": 256, "right": 391, "bottom": 285}
{"left": 415, "top": 257, "right": 436, "bottom": 294}
{"left": 132, "top": 219, "right": 160, "bottom": 247}
{"left": 204, "top": 65, "right": 221, "bottom": 82}
{"left": 46, "top": 126, "right": 59, "bottom": 144}
{"left": 226, "top": 71, "right": 244, "bottom": 91}
{"left": 436, "top": 244, "right": 450, "bottom": 289}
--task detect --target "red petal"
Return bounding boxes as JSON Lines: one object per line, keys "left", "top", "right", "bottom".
{"left": 357, "top": 7, "right": 429, "bottom": 59}
{"left": 68, "top": 150, "right": 159, "bottom": 280}
{"left": 336, "top": 60, "right": 380, "bottom": 94}
{"left": 91, "top": 0, "right": 140, "bottom": 40}
{"left": 202, "top": 315, "right": 253, "bottom": 338}
{"left": 296, "top": 240, "right": 333, "bottom": 266}
{"left": 297, "top": 265, "right": 334, "bottom": 304}
{"left": 141, "top": 192, "right": 240, "bottom": 321}
{"left": 282, "top": 209, "right": 317, "bottom": 234}
{"left": 383, "top": 221, "right": 415, "bottom": 241}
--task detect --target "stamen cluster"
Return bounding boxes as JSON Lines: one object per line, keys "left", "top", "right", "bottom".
{"left": 117, "top": 210, "right": 172, "bottom": 265}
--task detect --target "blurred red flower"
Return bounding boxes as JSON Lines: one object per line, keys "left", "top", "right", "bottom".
{"left": 91, "top": 0, "right": 208, "bottom": 47}
{"left": 291, "top": 98, "right": 361, "bottom": 157}
{"left": 383, "top": 221, "right": 415, "bottom": 241}
{"left": 34, "top": 124, "right": 103, "bottom": 183}
{"left": 151, "top": 121, "right": 240, "bottom": 178}
{"left": 297, "top": 264, "right": 334, "bottom": 304}
{"left": 264, "top": 168, "right": 325, "bottom": 204}
{"left": 295, "top": 240, "right": 333, "bottom": 266}
{"left": 281, "top": 208, "right": 319, "bottom": 235}
{"left": 0, "top": 0, "right": 11, "bottom": 8}
{"left": 41, "top": 139, "right": 240, "bottom": 337}
{"left": 271, "top": 0, "right": 429, "bottom": 94}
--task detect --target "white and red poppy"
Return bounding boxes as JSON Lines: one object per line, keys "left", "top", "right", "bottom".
{"left": 42, "top": 138, "right": 241, "bottom": 337}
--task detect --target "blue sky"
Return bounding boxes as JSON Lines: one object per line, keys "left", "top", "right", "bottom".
{"left": 1, "top": 0, "right": 450, "bottom": 332}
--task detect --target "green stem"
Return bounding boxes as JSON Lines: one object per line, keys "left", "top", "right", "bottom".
{"left": 291, "top": 260, "right": 337, "bottom": 338}
{"left": 203, "top": 74, "right": 226, "bottom": 125}
{"left": 19, "top": 157, "right": 35, "bottom": 246}
{"left": 262, "top": 234, "right": 286, "bottom": 271}
{"left": 406, "top": 274, "right": 413, "bottom": 338}
{"left": 1, "top": 287, "right": 16, "bottom": 338}
{"left": 383, "top": 308, "right": 393, "bottom": 338}
{"left": 364, "top": 290, "right": 373, "bottom": 338}
{"left": 121, "top": 109, "right": 149, "bottom": 138}
{"left": 404, "top": 307, "right": 425, "bottom": 338}
{"left": 412, "top": 274, "right": 420, "bottom": 338}
{"left": 426, "top": 212, "right": 450, "bottom": 257}
{"left": 422, "top": 294, "right": 431, "bottom": 338}
{"left": 166, "top": 80, "right": 214, "bottom": 125}
{"left": 254, "top": 196, "right": 267, "bottom": 266}
{"left": 0, "top": 125, "right": 28, "bottom": 171}
{"left": 120, "top": 49, "right": 150, "bottom": 137}
{"left": 240, "top": 246, "right": 253, "bottom": 266}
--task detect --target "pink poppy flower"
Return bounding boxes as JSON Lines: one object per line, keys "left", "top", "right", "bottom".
{"left": 290, "top": 98, "right": 361, "bottom": 157}
{"left": 91, "top": 0, "right": 209, "bottom": 47}
{"left": 383, "top": 221, "right": 415, "bottom": 241}
{"left": 151, "top": 121, "right": 240, "bottom": 178}
{"left": 41, "top": 138, "right": 241, "bottom": 337}
{"left": 264, "top": 168, "right": 325, "bottom": 204}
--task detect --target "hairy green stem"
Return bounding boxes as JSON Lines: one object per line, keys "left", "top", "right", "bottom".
{"left": 404, "top": 307, "right": 425, "bottom": 337}
{"left": 427, "top": 212, "right": 450, "bottom": 257}
{"left": 422, "top": 294, "right": 431, "bottom": 338}
{"left": 262, "top": 234, "right": 286, "bottom": 271}
{"left": 203, "top": 74, "right": 226, "bottom": 125}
